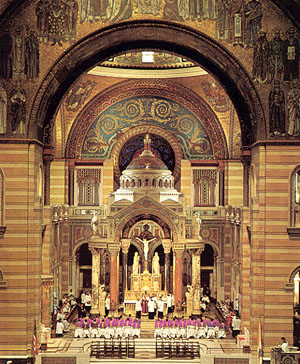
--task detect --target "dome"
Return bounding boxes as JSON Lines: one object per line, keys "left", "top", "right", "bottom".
{"left": 119, "top": 134, "right": 174, "bottom": 189}
{"left": 127, "top": 148, "right": 169, "bottom": 171}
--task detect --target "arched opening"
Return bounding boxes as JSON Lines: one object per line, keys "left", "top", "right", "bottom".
{"left": 31, "top": 21, "right": 265, "bottom": 148}
{"left": 153, "top": 244, "right": 165, "bottom": 289}
{"left": 294, "top": 271, "right": 300, "bottom": 346}
{"left": 201, "top": 244, "right": 215, "bottom": 297}
{"left": 128, "top": 244, "right": 140, "bottom": 290}
{"left": 78, "top": 243, "right": 92, "bottom": 291}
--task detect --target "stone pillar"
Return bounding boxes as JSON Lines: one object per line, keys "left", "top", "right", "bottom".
{"left": 191, "top": 248, "right": 204, "bottom": 316}
{"left": 43, "top": 146, "right": 54, "bottom": 206}
{"left": 213, "top": 253, "right": 217, "bottom": 298}
{"left": 121, "top": 239, "right": 130, "bottom": 300}
{"left": 41, "top": 277, "right": 53, "bottom": 327}
{"left": 110, "top": 248, "right": 120, "bottom": 313}
{"left": 68, "top": 160, "right": 75, "bottom": 206}
{"left": 69, "top": 257, "right": 75, "bottom": 293}
{"left": 174, "top": 249, "right": 184, "bottom": 312}
{"left": 100, "top": 251, "right": 105, "bottom": 285}
{"left": 241, "top": 147, "right": 251, "bottom": 207}
{"left": 162, "top": 239, "right": 171, "bottom": 292}
{"left": 76, "top": 252, "right": 80, "bottom": 297}
{"left": 122, "top": 251, "right": 128, "bottom": 298}
{"left": 218, "top": 162, "right": 225, "bottom": 206}
{"left": 90, "top": 247, "right": 100, "bottom": 315}
{"left": 192, "top": 248, "right": 203, "bottom": 288}
{"left": 216, "top": 257, "right": 225, "bottom": 302}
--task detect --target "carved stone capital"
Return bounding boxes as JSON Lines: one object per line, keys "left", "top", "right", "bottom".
{"left": 121, "top": 239, "right": 131, "bottom": 253}
{"left": 240, "top": 147, "right": 251, "bottom": 166}
{"left": 162, "top": 239, "right": 172, "bottom": 254}
{"left": 109, "top": 247, "right": 120, "bottom": 257}
{"left": 193, "top": 246, "right": 205, "bottom": 256}
{"left": 43, "top": 146, "right": 54, "bottom": 163}
{"left": 89, "top": 246, "right": 101, "bottom": 255}
{"left": 174, "top": 249, "right": 184, "bottom": 258}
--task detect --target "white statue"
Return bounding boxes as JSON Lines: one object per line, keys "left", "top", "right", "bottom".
{"left": 136, "top": 237, "right": 156, "bottom": 261}
{"left": 132, "top": 252, "right": 140, "bottom": 275}
{"left": 91, "top": 211, "right": 98, "bottom": 235}
{"left": 152, "top": 252, "right": 160, "bottom": 274}
{"left": 99, "top": 284, "right": 106, "bottom": 298}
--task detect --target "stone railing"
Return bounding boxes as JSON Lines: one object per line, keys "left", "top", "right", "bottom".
{"left": 271, "top": 346, "right": 300, "bottom": 364}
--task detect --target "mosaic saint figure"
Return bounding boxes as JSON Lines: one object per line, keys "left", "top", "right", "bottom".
{"left": 283, "top": 28, "right": 300, "bottom": 82}
{"left": 11, "top": 27, "right": 25, "bottom": 79}
{"left": 252, "top": 30, "right": 269, "bottom": 83}
{"left": 269, "top": 28, "right": 284, "bottom": 82}
{"left": 231, "top": 0, "right": 244, "bottom": 47}
{"left": 64, "top": 0, "right": 78, "bottom": 41}
{"left": 25, "top": 29, "right": 39, "bottom": 80}
{"left": 244, "top": 0, "right": 263, "bottom": 47}
{"left": 0, "top": 83, "right": 7, "bottom": 134}
{"left": 269, "top": 80, "right": 285, "bottom": 137}
{"left": 80, "top": 0, "right": 107, "bottom": 23}
{"left": 215, "top": 0, "right": 232, "bottom": 41}
{"left": 48, "top": 0, "right": 66, "bottom": 46}
{"left": 202, "top": 0, "right": 217, "bottom": 20}
{"left": 35, "top": 0, "right": 49, "bottom": 42}
{"left": 10, "top": 81, "right": 26, "bottom": 135}
{"left": 287, "top": 80, "right": 300, "bottom": 136}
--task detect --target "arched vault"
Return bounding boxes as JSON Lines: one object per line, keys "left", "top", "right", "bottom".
{"left": 30, "top": 20, "right": 266, "bottom": 147}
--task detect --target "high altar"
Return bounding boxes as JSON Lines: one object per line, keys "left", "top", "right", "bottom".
{"left": 123, "top": 265, "right": 167, "bottom": 315}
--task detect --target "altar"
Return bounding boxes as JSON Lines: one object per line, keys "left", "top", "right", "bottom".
{"left": 124, "top": 269, "right": 167, "bottom": 315}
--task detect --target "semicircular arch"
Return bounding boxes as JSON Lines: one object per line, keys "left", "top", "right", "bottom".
{"left": 65, "top": 79, "right": 228, "bottom": 184}
{"left": 72, "top": 239, "right": 89, "bottom": 256}
{"left": 115, "top": 209, "right": 178, "bottom": 242}
{"left": 289, "top": 265, "right": 300, "bottom": 283}
{"left": 30, "top": 20, "right": 265, "bottom": 147}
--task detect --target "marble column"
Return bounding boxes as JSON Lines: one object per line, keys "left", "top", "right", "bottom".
{"left": 100, "top": 251, "right": 105, "bottom": 285}
{"left": 121, "top": 239, "right": 130, "bottom": 300}
{"left": 68, "top": 160, "right": 75, "bottom": 206}
{"left": 75, "top": 252, "right": 80, "bottom": 297}
{"left": 165, "top": 253, "right": 170, "bottom": 292}
{"left": 192, "top": 249, "right": 201, "bottom": 287}
{"left": 90, "top": 247, "right": 100, "bottom": 315}
{"left": 162, "top": 239, "right": 171, "bottom": 292}
{"left": 174, "top": 249, "right": 184, "bottom": 312}
{"left": 110, "top": 248, "right": 120, "bottom": 312}
{"left": 218, "top": 162, "right": 225, "bottom": 206}
{"left": 191, "top": 248, "right": 203, "bottom": 316}
{"left": 69, "top": 257, "right": 75, "bottom": 293}
{"left": 122, "top": 251, "right": 128, "bottom": 299}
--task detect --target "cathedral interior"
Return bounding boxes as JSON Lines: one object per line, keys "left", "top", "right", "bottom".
{"left": 1, "top": 0, "right": 300, "bottom": 362}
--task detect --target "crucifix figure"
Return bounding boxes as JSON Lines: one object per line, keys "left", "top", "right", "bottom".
{"left": 136, "top": 237, "right": 156, "bottom": 261}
